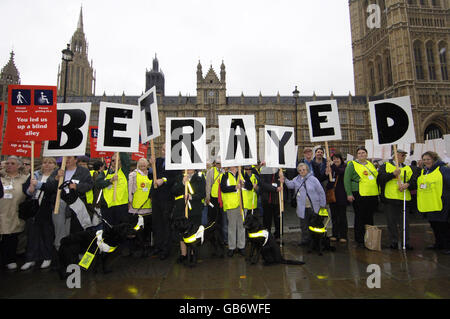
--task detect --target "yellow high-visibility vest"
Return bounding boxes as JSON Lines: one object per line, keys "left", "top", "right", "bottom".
{"left": 103, "top": 169, "right": 128, "bottom": 208}
{"left": 352, "top": 161, "right": 379, "bottom": 196}
{"left": 86, "top": 170, "right": 95, "bottom": 204}
{"left": 417, "top": 168, "right": 443, "bottom": 213}
{"left": 242, "top": 174, "right": 258, "bottom": 210}
{"left": 131, "top": 172, "right": 152, "bottom": 209}
{"left": 384, "top": 162, "right": 412, "bottom": 201}
{"left": 211, "top": 167, "right": 221, "bottom": 198}
{"left": 221, "top": 172, "right": 240, "bottom": 211}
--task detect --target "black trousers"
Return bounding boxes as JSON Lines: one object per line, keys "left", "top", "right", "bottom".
{"left": 0, "top": 233, "right": 19, "bottom": 265}
{"left": 330, "top": 203, "right": 348, "bottom": 239}
{"left": 25, "top": 217, "right": 54, "bottom": 262}
{"left": 208, "top": 197, "right": 225, "bottom": 243}
{"left": 262, "top": 202, "right": 281, "bottom": 238}
{"left": 352, "top": 192, "right": 378, "bottom": 244}
{"left": 100, "top": 204, "right": 129, "bottom": 226}
{"left": 429, "top": 221, "right": 450, "bottom": 249}
{"left": 152, "top": 199, "right": 171, "bottom": 255}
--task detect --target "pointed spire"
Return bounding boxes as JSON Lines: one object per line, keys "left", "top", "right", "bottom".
{"left": 77, "top": 5, "right": 84, "bottom": 31}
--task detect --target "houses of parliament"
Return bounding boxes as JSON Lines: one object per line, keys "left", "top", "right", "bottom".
{"left": 0, "top": 0, "right": 449, "bottom": 160}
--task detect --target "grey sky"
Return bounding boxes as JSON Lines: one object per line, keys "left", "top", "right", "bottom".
{"left": 1, "top": 0, "right": 355, "bottom": 97}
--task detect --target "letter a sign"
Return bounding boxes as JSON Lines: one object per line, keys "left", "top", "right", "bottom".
{"left": 219, "top": 115, "right": 257, "bottom": 167}
{"left": 369, "top": 96, "right": 416, "bottom": 145}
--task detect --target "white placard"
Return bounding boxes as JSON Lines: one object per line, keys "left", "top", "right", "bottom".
{"left": 165, "top": 117, "right": 206, "bottom": 170}
{"left": 138, "top": 86, "right": 160, "bottom": 143}
{"left": 369, "top": 96, "right": 416, "bottom": 146}
{"left": 264, "top": 125, "right": 296, "bottom": 168}
{"left": 43, "top": 103, "right": 91, "bottom": 156}
{"left": 219, "top": 115, "right": 257, "bottom": 167}
{"left": 306, "top": 99, "right": 342, "bottom": 142}
{"left": 96, "top": 102, "right": 140, "bottom": 152}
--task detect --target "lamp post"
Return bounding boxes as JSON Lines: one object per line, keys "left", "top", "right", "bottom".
{"left": 292, "top": 85, "right": 300, "bottom": 146}
{"left": 61, "top": 44, "right": 74, "bottom": 103}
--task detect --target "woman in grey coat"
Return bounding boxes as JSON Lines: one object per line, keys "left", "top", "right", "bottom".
{"left": 282, "top": 163, "right": 326, "bottom": 246}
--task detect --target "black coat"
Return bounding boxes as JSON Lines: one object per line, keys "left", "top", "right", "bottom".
{"left": 259, "top": 171, "right": 283, "bottom": 204}
{"left": 171, "top": 172, "right": 206, "bottom": 219}
{"left": 326, "top": 163, "right": 348, "bottom": 205}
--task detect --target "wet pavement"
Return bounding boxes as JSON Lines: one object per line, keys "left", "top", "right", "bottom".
{"left": 1, "top": 205, "right": 450, "bottom": 299}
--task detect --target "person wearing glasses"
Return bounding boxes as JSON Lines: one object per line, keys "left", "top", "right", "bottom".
{"left": 377, "top": 149, "right": 417, "bottom": 250}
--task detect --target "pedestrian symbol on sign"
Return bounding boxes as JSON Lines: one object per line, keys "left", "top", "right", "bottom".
{"left": 16, "top": 91, "right": 28, "bottom": 104}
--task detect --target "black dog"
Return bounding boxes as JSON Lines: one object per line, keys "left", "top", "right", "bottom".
{"left": 308, "top": 213, "right": 336, "bottom": 256}
{"left": 173, "top": 218, "right": 224, "bottom": 267}
{"left": 244, "top": 213, "right": 305, "bottom": 266}
{"left": 57, "top": 222, "right": 138, "bottom": 279}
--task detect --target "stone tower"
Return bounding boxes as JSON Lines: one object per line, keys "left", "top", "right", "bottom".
{"left": 196, "top": 61, "right": 226, "bottom": 106}
{"left": 0, "top": 51, "right": 21, "bottom": 102}
{"left": 57, "top": 6, "right": 96, "bottom": 97}
{"left": 145, "top": 54, "right": 165, "bottom": 95}
{"left": 349, "top": 0, "right": 449, "bottom": 141}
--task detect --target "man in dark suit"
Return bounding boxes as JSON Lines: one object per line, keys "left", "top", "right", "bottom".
{"left": 149, "top": 145, "right": 181, "bottom": 260}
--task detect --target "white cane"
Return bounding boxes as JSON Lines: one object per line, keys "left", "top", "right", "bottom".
{"left": 402, "top": 170, "right": 406, "bottom": 251}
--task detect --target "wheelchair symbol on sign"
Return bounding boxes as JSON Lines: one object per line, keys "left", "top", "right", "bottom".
{"left": 16, "top": 91, "right": 28, "bottom": 104}
{"left": 39, "top": 92, "right": 50, "bottom": 104}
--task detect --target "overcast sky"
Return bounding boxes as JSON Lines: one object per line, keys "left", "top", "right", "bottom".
{"left": 1, "top": 0, "right": 355, "bottom": 97}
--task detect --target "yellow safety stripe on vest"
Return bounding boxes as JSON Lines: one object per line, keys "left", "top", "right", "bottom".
{"left": 384, "top": 162, "right": 412, "bottom": 201}
{"left": 417, "top": 168, "right": 443, "bottom": 213}
{"left": 352, "top": 161, "right": 379, "bottom": 196}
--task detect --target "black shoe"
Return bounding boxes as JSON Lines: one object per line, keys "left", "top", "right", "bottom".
{"left": 426, "top": 244, "right": 439, "bottom": 250}
{"left": 177, "top": 255, "right": 187, "bottom": 264}
{"left": 389, "top": 243, "right": 398, "bottom": 250}
{"left": 159, "top": 252, "right": 169, "bottom": 260}
{"left": 151, "top": 248, "right": 162, "bottom": 256}
{"left": 298, "top": 241, "right": 309, "bottom": 247}
{"left": 237, "top": 249, "right": 245, "bottom": 257}
{"left": 227, "top": 249, "right": 234, "bottom": 257}
{"left": 404, "top": 245, "right": 414, "bottom": 250}
{"left": 442, "top": 250, "right": 450, "bottom": 255}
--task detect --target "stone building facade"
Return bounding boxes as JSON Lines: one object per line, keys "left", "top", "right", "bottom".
{"left": 349, "top": 0, "right": 449, "bottom": 141}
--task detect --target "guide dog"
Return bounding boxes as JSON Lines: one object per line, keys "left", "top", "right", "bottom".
{"left": 57, "top": 220, "right": 140, "bottom": 279}
{"left": 173, "top": 217, "right": 225, "bottom": 267}
{"left": 307, "top": 213, "right": 336, "bottom": 256}
{"left": 244, "top": 213, "right": 305, "bottom": 266}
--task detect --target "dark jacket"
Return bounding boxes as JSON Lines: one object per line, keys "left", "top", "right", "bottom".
{"left": 326, "top": 163, "right": 348, "bottom": 205}
{"left": 377, "top": 160, "right": 418, "bottom": 206}
{"left": 420, "top": 161, "right": 450, "bottom": 222}
{"left": 149, "top": 157, "right": 181, "bottom": 203}
{"left": 259, "top": 170, "right": 283, "bottom": 204}
{"left": 46, "top": 165, "right": 93, "bottom": 200}
{"left": 171, "top": 171, "right": 206, "bottom": 219}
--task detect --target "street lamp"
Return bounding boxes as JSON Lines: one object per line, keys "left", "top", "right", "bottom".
{"left": 292, "top": 85, "right": 300, "bottom": 145}
{"left": 61, "top": 44, "right": 74, "bottom": 103}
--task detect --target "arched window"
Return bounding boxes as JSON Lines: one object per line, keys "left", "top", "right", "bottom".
{"left": 385, "top": 50, "right": 393, "bottom": 86}
{"left": 424, "top": 124, "right": 442, "bottom": 140}
{"left": 368, "top": 62, "right": 376, "bottom": 95}
{"left": 413, "top": 41, "right": 425, "bottom": 80}
{"left": 439, "top": 42, "right": 448, "bottom": 81}
{"left": 426, "top": 41, "right": 437, "bottom": 80}
{"left": 376, "top": 56, "right": 384, "bottom": 91}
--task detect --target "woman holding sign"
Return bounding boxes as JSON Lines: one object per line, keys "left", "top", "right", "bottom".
{"left": 417, "top": 151, "right": 450, "bottom": 255}
{"left": 344, "top": 147, "right": 379, "bottom": 248}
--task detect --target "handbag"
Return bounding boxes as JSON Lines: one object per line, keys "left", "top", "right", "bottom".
{"left": 364, "top": 225, "right": 382, "bottom": 251}
{"left": 18, "top": 191, "right": 44, "bottom": 220}
{"left": 326, "top": 176, "right": 338, "bottom": 204}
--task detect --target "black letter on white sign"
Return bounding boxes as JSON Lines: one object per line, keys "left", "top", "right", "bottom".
{"left": 104, "top": 108, "right": 133, "bottom": 147}
{"left": 47, "top": 109, "right": 85, "bottom": 150}
{"left": 171, "top": 119, "right": 204, "bottom": 164}
{"left": 310, "top": 104, "right": 335, "bottom": 138}
{"left": 375, "top": 102, "right": 409, "bottom": 144}
{"left": 226, "top": 119, "right": 252, "bottom": 160}
{"left": 267, "top": 130, "right": 292, "bottom": 165}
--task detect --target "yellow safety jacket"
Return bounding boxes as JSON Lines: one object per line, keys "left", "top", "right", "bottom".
{"left": 86, "top": 170, "right": 95, "bottom": 204}
{"left": 384, "top": 162, "right": 412, "bottom": 201}
{"left": 132, "top": 172, "right": 152, "bottom": 209}
{"left": 352, "top": 160, "right": 379, "bottom": 196}
{"left": 417, "top": 168, "right": 443, "bottom": 213}
{"left": 211, "top": 167, "right": 221, "bottom": 198}
{"left": 221, "top": 172, "right": 240, "bottom": 211}
{"left": 103, "top": 168, "right": 128, "bottom": 208}
{"left": 242, "top": 174, "right": 258, "bottom": 210}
